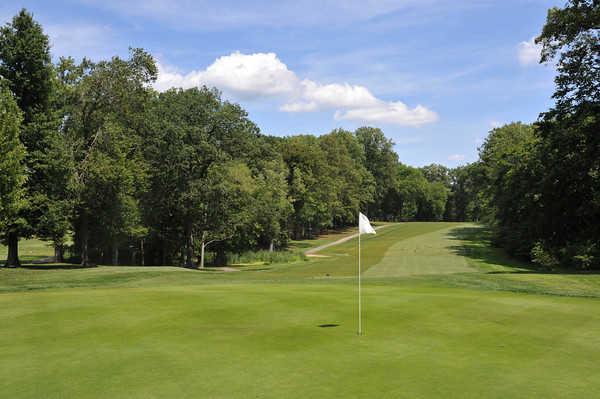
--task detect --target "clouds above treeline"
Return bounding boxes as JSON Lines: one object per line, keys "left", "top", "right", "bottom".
{"left": 155, "top": 52, "right": 438, "bottom": 127}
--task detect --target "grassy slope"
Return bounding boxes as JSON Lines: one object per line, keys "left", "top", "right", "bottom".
{"left": 2, "top": 223, "right": 600, "bottom": 398}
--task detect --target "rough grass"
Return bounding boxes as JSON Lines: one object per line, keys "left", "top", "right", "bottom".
{"left": 228, "top": 249, "right": 307, "bottom": 266}
{"left": 2, "top": 223, "right": 600, "bottom": 398}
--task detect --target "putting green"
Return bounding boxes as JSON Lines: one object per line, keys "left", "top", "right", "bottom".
{"left": 2, "top": 223, "right": 600, "bottom": 398}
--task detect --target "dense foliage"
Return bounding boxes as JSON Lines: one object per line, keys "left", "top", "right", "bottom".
{"left": 467, "top": 0, "right": 600, "bottom": 269}
{"left": 1, "top": 1, "right": 598, "bottom": 268}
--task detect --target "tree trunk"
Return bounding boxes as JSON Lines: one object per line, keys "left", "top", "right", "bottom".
{"left": 140, "top": 239, "right": 145, "bottom": 266}
{"left": 200, "top": 241, "right": 206, "bottom": 268}
{"left": 112, "top": 241, "right": 119, "bottom": 266}
{"left": 5, "top": 231, "right": 20, "bottom": 268}
{"left": 269, "top": 240, "right": 274, "bottom": 252}
{"left": 184, "top": 221, "right": 196, "bottom": 268}
{"left": 80, "top": 211, "right": 90, "bottom": 267}
{"left": 54, "top": 242, "right": 64, "bottom": 263}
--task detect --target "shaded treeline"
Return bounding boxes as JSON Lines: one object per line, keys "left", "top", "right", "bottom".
{"left": 459, "top": 1, "right": 600, "bottom": 269}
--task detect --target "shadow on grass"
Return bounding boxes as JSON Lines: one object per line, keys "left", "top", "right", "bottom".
{"left": 19, "top": 264, "right": 96, "bottom": 270}
{"left": 446, "top": 225, "right": 600, "bottom": 275}
{"left": 445, "top": 226, "right": 540, "bottom": 274}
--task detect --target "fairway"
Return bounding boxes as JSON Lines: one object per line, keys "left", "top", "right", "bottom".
{"left": 2, "top": 223, "right": 600, "bottom": 398}
{"left": 365, "top": 225, "right": 475, "bottom": 277}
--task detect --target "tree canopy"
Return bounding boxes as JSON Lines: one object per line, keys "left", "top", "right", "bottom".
{"left": 1, "top": 2, "right": 598, "bottom": 269}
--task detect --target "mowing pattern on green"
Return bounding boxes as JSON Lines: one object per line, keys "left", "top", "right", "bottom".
{"left": 3, "top": 223, "right": 600, "bottom": 398}
{"left": 2, "top": 284, "right": 600, "bottom": 398}
{"left": 365, "top": 225, "right": 476, "bottom": 277}
{"left": 273, "top": 223, "right": 458, "bottom": 278}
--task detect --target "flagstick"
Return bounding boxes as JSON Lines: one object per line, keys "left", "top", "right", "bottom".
{"left": 358, "top": 228, "right": 362, "bottom": 336}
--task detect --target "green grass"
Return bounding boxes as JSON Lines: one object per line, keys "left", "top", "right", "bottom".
{"left": 0, "top": 238, "right": 55, "bottom": 262}
{"left": 287, "top": 226, "right": 358, "bottom": 251}
{"left": 2, "top": 223, "right": 600, "bottom": 398}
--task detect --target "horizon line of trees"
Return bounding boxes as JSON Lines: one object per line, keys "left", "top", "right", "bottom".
{"left": 1, "top": 1, "right": 598, "bottom": 269}
{"left": 0, "top": 9, "right": 470, "bottom": 268}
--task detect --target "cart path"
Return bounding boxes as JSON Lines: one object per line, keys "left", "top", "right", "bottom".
{"left": 304, "top": 225, "right": 390, "bottom": 256}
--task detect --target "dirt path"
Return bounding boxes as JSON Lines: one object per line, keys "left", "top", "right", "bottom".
{"left": 304, "top": 224, "right": 389, "bottom": 256}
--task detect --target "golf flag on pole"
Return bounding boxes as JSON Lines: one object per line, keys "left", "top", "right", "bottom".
{"left": 359, "top": 212, "right": 376, "bottom": 235}
{"left": 358, "top": 212, "right": 376, "bottom": 336}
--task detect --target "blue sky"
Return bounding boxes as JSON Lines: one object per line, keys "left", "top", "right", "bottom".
{"left": 1, "top": 0, "right": 562, "bottom": 167}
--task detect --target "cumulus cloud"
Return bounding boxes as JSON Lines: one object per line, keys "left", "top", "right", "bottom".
{"left": 335, "top": 102, "right": 438, "bottom": 126}
{"left": 517, "top": 38, "right": 541, "bottom": 66}
{"left": 300, "top": 80, "right": 380, "bottom": 108}
{"left": 155, "top": 51, "right": 437, "bottom": 127}
{"left": 155, "top": 52, "right": 298, "bottom": 97}
{"left": 201, "top": 52, "right": 299, "bottom": 98}
{"left": 448, "top": 154, "right": 465, "bottom": 161}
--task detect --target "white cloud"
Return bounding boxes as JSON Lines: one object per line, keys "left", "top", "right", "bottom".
{"left": 155, "top": 51, "right": 437, "bottom": 127}
{"left": 201, "top": 52, "right": 299, "bottom": 98}
{"left": 517, "top": 38, "right": 541, "bottom": 66}
{"left": 155, "top": 52, "right": 298, "bottom": 97}
{"left": 153, "top": 64, "right": 202, "bottom": 91}
{"left": 280, "top": 102, "right": 319, "bottom": 112}
{"left": 335, "top": 102, "right": 438, "bottom": 126}
{"left": 447, "top": 154, "right": 465, "bottom": 161}
{"left": 300, "top": 80, "right": 380, "bottom": 108}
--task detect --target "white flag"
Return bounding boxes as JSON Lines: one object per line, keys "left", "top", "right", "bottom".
{"left": 359, "top": 212, "right": 376, "bottom": 235}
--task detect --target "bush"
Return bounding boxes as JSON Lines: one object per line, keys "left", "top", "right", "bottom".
{"left": 563, "top": 241, "right": 600, "bottom": 270}
{"left": 530, "top": 241, "right": 559, "bottom": 269}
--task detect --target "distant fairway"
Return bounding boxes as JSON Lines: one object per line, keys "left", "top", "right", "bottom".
{"left": 2, "top": 223, "right": 600, "bottom": 398}
{"left": 364, "top": 224, "right": 475, "bottom": 277}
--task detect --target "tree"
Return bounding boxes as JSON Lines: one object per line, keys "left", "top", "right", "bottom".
{"left": 198, "top": 161, "right": 256, "bottom": 267}
{"left": 143, "top": 87, "right": 261, "bottom": 267}
{"left": 0, "top": 82, "right": 26, "bottom": 267}
{"left": 0, "top": 9, "right": 54, "bottom": 266}
{"left": 281, "top": 135, "right": 337, "bottom": 238}
{"left": 248, "top": 159, "right": 292, "bottom": 252}
{"left": 319, "top": 129, "right": 374, "bottom": 226}
{"left": 533, "top": 0, "right": 600, "bottom": 267}
{"left": 536, "top": 0, "right": 599, "bottom": 112}
{"left": 355, "top": 127, "right": 398, "bottom": 219}
{"left": 478, "top": 122, "right": 541, "bottom": 256}
{"left": 421, "top": 164, "right": 452, "bottom": 187}
{"left": 0, "top": 9, "right": 52, "bottom": 121}
{"left": 63, "top": 49, "right": 156, "bottom": 266}
{"left": 444, "top": 163, "right": 485, "bottom": 222}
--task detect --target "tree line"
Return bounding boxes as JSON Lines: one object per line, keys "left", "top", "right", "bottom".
{"left": 0, "top": 9, "right": 471, "bottom": 268}
{"left": 458, "top": 0, "right": 600, "bottom": 269}
{"left": 1, "top": 1, "right": 598, "bottom": 269}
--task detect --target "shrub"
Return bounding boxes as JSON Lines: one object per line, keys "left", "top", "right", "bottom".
{"left": 530, "top": 241, "right": 559, "bottom": 269}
